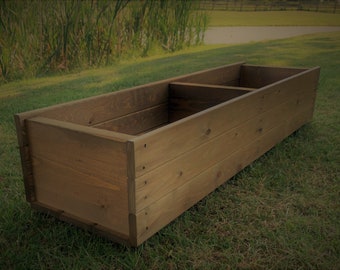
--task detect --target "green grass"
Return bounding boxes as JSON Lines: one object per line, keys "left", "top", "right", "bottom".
{"left": 1, "top": 31, "right": 340, "bottom": 269}
{"left": 207, "top": 11, "right": 340, "bottom": 26}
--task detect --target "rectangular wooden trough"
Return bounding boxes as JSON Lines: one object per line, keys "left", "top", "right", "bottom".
{"left": 15, "top": 62, "right": 320, "bottom": 246}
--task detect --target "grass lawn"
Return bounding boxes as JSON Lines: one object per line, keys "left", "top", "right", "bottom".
{"left": 207, "top": 11, "right": 340, "bottom": 26}
{"left": 1, "top": 31, "right": 340, "bottom": 269}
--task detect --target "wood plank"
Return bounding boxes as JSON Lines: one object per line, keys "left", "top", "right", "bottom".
{"left": 14, "top": 82, "right": 169, "bottom": 138}
{"left": 94, "top": 103, "right": 168, "bottom": 135}
{"left": 26, "top": 117, "right": 130, "bottom": 235}
{"left": 133, "top": 103, "right": 315, "bottom": 244}
{"left": 133, "top": 89, "right": 315, "bottom": 212}
{"left": 14, "top": 62, "right": 244, "bottom": 136}
{"left": 33, "top": 157, "right": 129, "bottom": 235}
{"left": 169, "top": 82, "right": 255, "bottom": 97}
{"left": 26, "top": 118, "right": 130, "bottom": 183}
{"left": 131, "top": 67, "right": 320, "bottom": 178}
{"left": 174, "top": 62, "right": 244, "bottom": 85}
{"left": 127, "top": 141, "right": 138, "bottom": 245}
{"left": 168, "top": 98, "right": 221, "bottom": 122}
{"left": 14, "top": 115, "right": 35, "bottom": 202}
{"left": 168, "top": 82, "right": 251, "bottom": 122}
{"left": 15, "top": 113, "right": 134, "bottom": 150}
{"left": 240, "top": 64, "right": 308, "bottom": 88}
{"left": 31, "top": 202, "right": 130, "bottom": 245}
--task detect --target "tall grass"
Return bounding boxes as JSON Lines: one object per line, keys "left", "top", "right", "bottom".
{"left": 0, "top": 0, "right": 208, "bottom": 82}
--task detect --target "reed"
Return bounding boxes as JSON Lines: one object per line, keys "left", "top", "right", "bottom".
{"left": 0, "top": 0, "right": 207, "bottom": 82}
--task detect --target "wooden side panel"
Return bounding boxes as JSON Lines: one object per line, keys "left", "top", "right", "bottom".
{"left": 174, "top": 62, "right": 244, "bottom": 86}
{"left": 134, "top": 89, "right": 315, "bottom": 213}
{"left": 132, "top": 67, "right": 320, "bottom": 178}
{"left": 14, "top": 114, "right": 35, "bottom": 202}
{"left": 94, "top": 104, "right": 168, "bottom": 135}
{"left": 15, "top": 62, "right": 244, "bottom": 132}
{"left": 131, "top": 66, "right": 320, "bottom": 245}
{"left": 15, "top": 83, "right": 169, "bottom": 130}
{"left": 31, "top": 202, "right": 131, "bottom": 246}
{"left": 133, "top": 100, "right": 317, "bottom": 244}
{"left": 26, "top": 117, "right": 130, "bottom": 236}
{"left": 240, "top": 64, "right": 308, "bottom": 88}
{"left": 168, "top": 82, "right": 251, "bottom": 122}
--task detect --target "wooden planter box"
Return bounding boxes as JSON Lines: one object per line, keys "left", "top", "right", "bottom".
{"left": 15, "top": 62, "right": 320, "bottom": 246}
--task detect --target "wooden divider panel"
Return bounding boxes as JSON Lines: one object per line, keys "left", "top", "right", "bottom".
{"left": 168, "top": 82, "right": 252, "bottom": 122}
{"left": 26, "top": 117, "right": 130, "bottom": 237}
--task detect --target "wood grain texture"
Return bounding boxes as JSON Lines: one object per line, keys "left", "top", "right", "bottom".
{"left": 131, "top": 66, "right": 320, "bottom": 245}
{"left": 15, "top": 62, "right": 320, "bottom": 247}
{"left": 26, "top": 117, "right": 130, "bottom": 236}
{"left": 168, "top": 82, "right": 252, "bottom": 121}
{"left": 14, "top": 62, "right": 244, "bottom": 133}
{"left": 174, "top": 62, "right": 244, "bottom": 85}
{"left": 134, "top": 88, "right": 316, "bottom": 213}
{"left": 132, "top": 67, "right": 320, "bottom": 178}
{"left": 133, "top": 100, "right": 316, "bottom": 243}
{"left": 94, "top": 103, "right": 168, "bottom": 135}
{"left": 15, "top": 82, "right": 169, "bottom": 129}
{"left": 31, "top": 202, "right": 131, "bottom": 246}
{"left": 14, "top": 114, "right": 36, "bottom": 201}
{"left": 240, "top": 64, "right": 308, "bottom": 88}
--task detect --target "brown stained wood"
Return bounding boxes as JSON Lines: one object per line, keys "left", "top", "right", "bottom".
{"left": 134, "top": 107, "right": 313, "bottom": 243}
{"left": 14, "top": 62, "right": 244, "bottom": 133}
{"left": 26, "top": 117, "right": 130, "bottom": 235}
{"left": 33, "top": 158, "right": 129, "bottom": 235}
{"left": 14, "top": 62, "right": 320, "bottom": 247}
{"left": 32, "top": 202, "right": 130, "bottom": 245}
{"left": 287, "top": 105, "right": 316, "bottom": 134}
{"left": 132, "top": 67, "right": 320, "bottom": 178}
{"left": 15, "top": 82, "right": 169, "bottom": 129}
{"left": 168, "top": 83, "right": 252, "bottom": 122}
{"left": 174, "top": 62, "right": 244, "bottom": 85}
{"left": 169, "top": 82, "right": 255, "bottom": 98}
{"left": 134, "top": 90, "right": 315, "bottom": 212}
{"left": 26, "top": 118, "right": 130, "bottom": 182}
{"left": 240, "top": 64, "right": 308, "bottom": 88}
{"left": 15, "top": 114, "right": 134, "bottom": 149}
{"left": 14, "top": 115, "right": 36, "bottom": 202}
{"left": 126, "top": 141, "right": 136, "bottom": 206}
{"left": 168, "top": 99, "right": 220, "bottom": 122}
{"left": 14, "top": 114, "right": 26, "bottom": 148}
{"left": 128, "top": 214, "right": 138, "bottom": 247}
{"left": 94, "top": 103, "right": 168, "bottom": 135}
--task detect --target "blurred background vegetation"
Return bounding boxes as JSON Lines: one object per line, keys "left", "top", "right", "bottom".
{"left": 0, "top": 0, "right": 208, "bottom": 82}
{"left": 1, "top": 0, "right": 339, "bottom": 83}
{"left": 200, "top": 0, "right": 340, "bottom": 12}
